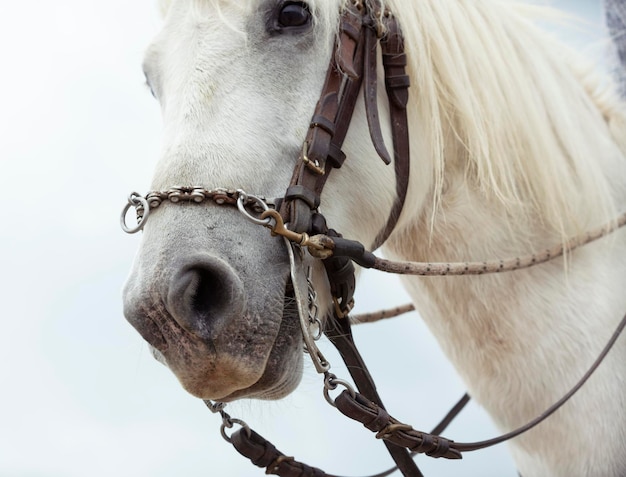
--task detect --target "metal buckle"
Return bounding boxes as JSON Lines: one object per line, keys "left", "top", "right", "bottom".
{"left": 333, "top": 297, "right": 355, "bottom": 319}
{"left": 301, "top": 142, "right": 326, "bottom": 176}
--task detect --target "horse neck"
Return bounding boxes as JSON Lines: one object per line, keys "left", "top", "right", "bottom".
{"left": 377, "top": 1, "right": 626, "bottom": 473}
{"left": 384, "top": 6, "right": 626, "bottom": 362}
{"left": 384, "top": 137, "right": 626, "bottom": 474}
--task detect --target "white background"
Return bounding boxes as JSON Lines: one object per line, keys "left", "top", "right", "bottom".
{"left": 0, "top": 1, "right": 611, "bottom": 476}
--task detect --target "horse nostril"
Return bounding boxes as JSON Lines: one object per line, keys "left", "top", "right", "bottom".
{"left": 168, "top": 256, "right": 245, "bottom": 339}
{"left": 191, "top": 268, "right": 228, "bottom": 320}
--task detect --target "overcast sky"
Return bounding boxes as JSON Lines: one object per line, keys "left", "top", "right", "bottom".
{"left": 0, "top": 1, "right": 611, "bottom": 476}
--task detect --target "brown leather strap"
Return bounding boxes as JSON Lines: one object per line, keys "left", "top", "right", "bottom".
{"left": 280, "top": 7, "right": 411, "bottom": 253}
{"left": 326, "top": 314, "right": 424, "bottom": 477}
{"left": 372, "top": 15, "right": 411, "bottom": 249}
{"left": 278, "top": 4, "right": 419, "bottom": 475}
{"left": 334, "top": 391, "right": 462, "bottom": 460}
{"left": 364, "top": 23, "right": 392, "bottom": 166}
{"left": 332, "top": 311, "right": 626, "bottom": 459}
{"left": 222, "top": 308, "right": 625, "bottom": 475}
{"left": 279, "top": 7, "right": 411, "bottom": 322}
{"left": 231, "top": 428, "right": 334, "bottom": 477}
{"left": 280, "top": 3, "right": 365, "bottom": 234}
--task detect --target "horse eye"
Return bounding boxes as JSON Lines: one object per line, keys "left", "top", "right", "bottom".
{"left": 277, "top": 2, "right": 311, "bottom": 29}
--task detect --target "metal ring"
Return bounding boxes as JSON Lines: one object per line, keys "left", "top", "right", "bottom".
{"left": 236, "top": 190, "right": 272, "bottom": 226}
{"left": 308, "top": 317, "right": 323, "bottom": 341}
{"left": 121, "top": 193, "right": 150, "bottom": 234}
{"left": 220, "top": 418, "right": 252, "bottom": 443}
{"left": 323, "top": 374, "right": 357, "bottom": 408}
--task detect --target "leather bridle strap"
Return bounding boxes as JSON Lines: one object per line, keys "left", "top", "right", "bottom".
{"left": 279, "top": 2, "right": 366, "bottom": 236}
{"left": 279, "top": 3, "right": 410, "bottom": 253}
{"left": 325, "top": 312, "right": 425, "bottom": 477}
{"left": 220, "top": 308, "right": 626, "bottom": 477}
{"left": 371, "top": 14, "right": 411, "bottom": 250}
{"left": 332, "top": 310, "right": 626, "bottom": 460}
{"left": 198, "top": 3, "right": 415, "bottom": 476}
{"left": 279, "top": 4, "right": 418, "bottom": 474}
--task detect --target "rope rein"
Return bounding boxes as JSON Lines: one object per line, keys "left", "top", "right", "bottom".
{"left": 370, "top": 212, "right": 626, "bottom": 276}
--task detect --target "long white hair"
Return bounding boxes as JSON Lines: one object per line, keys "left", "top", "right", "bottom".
{"left": 379, "top": 0, "right": 625, "bottom": 243}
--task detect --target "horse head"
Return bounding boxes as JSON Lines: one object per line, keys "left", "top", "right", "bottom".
{"left": 123, "top": 0, "right": 626, "bottom": 474}
{"left": 123, "top": 0, "right": 406, "bottom": 402}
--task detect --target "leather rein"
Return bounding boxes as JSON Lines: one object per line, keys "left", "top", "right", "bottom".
{"left": 121, "top": 2, "right": 626, "bottom": 476}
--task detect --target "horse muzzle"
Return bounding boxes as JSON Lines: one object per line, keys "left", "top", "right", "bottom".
{"left": 122, "top": 204, "right": 303, "bottom": 401}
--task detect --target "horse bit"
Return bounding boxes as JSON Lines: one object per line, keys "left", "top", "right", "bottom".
{"left": 121, "top": 2, "right": 626, "bottom": 476}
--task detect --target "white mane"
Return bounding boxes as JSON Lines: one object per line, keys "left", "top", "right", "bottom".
{"left": 379, "top": 0, "right": 626, "bottom": 241}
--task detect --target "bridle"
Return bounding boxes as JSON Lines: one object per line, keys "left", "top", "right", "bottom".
{"left": 277, "top": 1, "right": 410, "bottom": 252}
{"left": 120, "top": 2, "right": 626, "bottom": 476}
{"left": 269, "top": 0, "right": 411, "bottom": 324}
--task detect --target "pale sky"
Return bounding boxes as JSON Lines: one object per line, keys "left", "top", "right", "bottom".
{"left": 0, "top": 1, "right": 610, "bottom": 476}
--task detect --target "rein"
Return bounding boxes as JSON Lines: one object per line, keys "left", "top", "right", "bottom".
{"left": 121, "top": 1, "right": 626, "bottom": 475}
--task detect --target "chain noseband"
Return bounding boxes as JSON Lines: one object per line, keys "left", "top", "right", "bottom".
{"left": 121, "top": 2, "right": 626, "bottom": 476}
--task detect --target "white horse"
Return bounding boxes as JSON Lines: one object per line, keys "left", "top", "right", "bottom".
{"left": 123, "top": 1, "right": 626, "bottom": 475}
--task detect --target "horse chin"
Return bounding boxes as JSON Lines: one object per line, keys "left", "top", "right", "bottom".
{"left": 139, "top": 283, "right": 304, "bottom": 402}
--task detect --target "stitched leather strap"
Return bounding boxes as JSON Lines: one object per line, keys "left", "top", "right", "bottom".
{"left": 231, "top": 429, "right": 333, "bottom": 477}
{"left": 331, "top": 311, "right": 626, "bottom": 460}
{"left": 372, "top": 15, "right": 410, "bottom": 249}
{"left": 280, "top": 6, "right": 411, "bottom": 253}
{"left": 280, "top": 3, "right": 365, "bottom": 234}
{"left": 326, "top": 311, "right": 424, "bottom": 477}
{"left": 364, "top": 23, "right": 392, "bottom": 166}
{"left": 334, "top": 391, "right": 462, "bottom": 460}
{"left": 279, "top": 4, "right": 420, "bottom": 475}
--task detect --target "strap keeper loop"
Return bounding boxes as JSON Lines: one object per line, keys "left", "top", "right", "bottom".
{"left": 327, "top": 144, "right": 347, "bottom": 168}
{"left": 310, "top": 115, "right": 336, "bottom": 136}
{"left": 285, "top": 186, "right": 321, "bottom": 210}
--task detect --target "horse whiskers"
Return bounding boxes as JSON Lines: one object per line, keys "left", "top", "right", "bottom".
{"left": 281, "top": 296, "right": 299, "bottom": 317}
